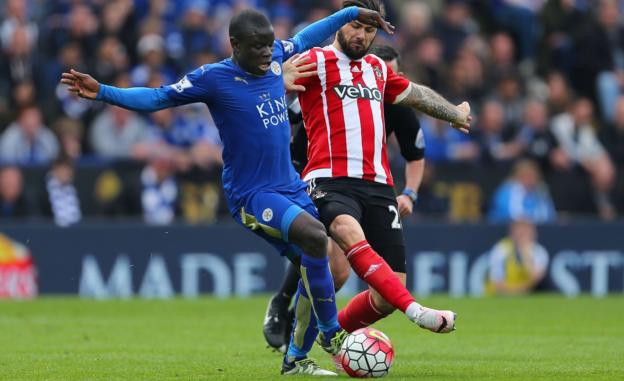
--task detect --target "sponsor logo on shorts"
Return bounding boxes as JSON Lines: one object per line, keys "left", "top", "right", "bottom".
{"left": 262, "top": 208, "right": 274, "bottom": 222}
{"left": 311, "top": 190, "right": 327, "bottom": 200}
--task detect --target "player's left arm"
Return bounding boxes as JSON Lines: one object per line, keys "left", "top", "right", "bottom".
{"left": 396, "top": 83, "right": 472, "bottom": 134}
{"left": 383, "top": 65, "right": 471, "bottom": 134}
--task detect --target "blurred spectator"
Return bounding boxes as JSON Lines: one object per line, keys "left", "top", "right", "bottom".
{"left": 52, "top": 42, "right": 92, "bottom": 119}
{"left": 490, "top": 0, "right": 543, "bottom": 61}
{"left": 44, "top": 155, "right": 81, "bottom": 227}
{"left": 486, "top": 32, "right": 517, "bottom": 84}
{"left": 489, "top": 159, "right": 557, "bottom": 223}
{"left": 472, "top": 100, "right": 523, "bottom": 164}
{"left": 550, "top": 98, "right": 616, "bottom": 219}
{"left": 130, "top": 33, "right": 176, "bottom": 86}
{"left": 0, "top": 166, "right": 30, "bottom": 219}
{"left": 93, "top": 36, "right": 130, "bottom": 86}
{"left": 433, "top": 0, "right": 476, "bottom": 62}
{"left": 486, "top": 219, "right": 549, "bottom": 295}
{"left": 573, "top": 0, "right": 624, "bottom": 112}
{"left": 518, "top": 99, "right": 560, "bottom": 171}
{"left": 546, "top": 71, "right": 573, "bottom": 116}
{"left": 538, "top": 0, "right": 584, "bottom": 76}
{"left": 90, "top": 104, "right": 149, "bottom": 160}
{"left": 52, "top": 117, "right": 84, "bottom": 160}
{"left": 491, "top": 72, "right": 525, "bottom": 130}
{"left": 0, "top": 106, "right": 59, "bottom": 165}
{"left": 420, "top": 116, "right": 478, "bottom": 163}
{"left": 141, "top": 156, "right": 178, "bottom": 225}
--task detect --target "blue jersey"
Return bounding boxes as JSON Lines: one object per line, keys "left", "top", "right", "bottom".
{"left": 161, "top": 40, "right": 303, "bottom": 212}
{"left": 95, "top": 7, "right": 359, "bottom": 214}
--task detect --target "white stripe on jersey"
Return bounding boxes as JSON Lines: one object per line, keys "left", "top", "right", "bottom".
{"left": 316, "top": 49, "right": 334, "bottom": 175}
{"left": 303, "top": 168, "right": 332, "bottom": 182}
{"left": 361, "top": 57, "right": 387, "bottom": 184}
{"left": 336, "top": 56, "right": 364, "bottom": 178}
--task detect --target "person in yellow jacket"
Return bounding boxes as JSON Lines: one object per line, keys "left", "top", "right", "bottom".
{"left": 486, "top": 219, "right": 549, "bottom": 295}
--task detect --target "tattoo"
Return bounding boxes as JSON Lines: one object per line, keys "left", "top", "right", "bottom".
{"left": 399, "top": 83, "right": 463, "bottom": 124}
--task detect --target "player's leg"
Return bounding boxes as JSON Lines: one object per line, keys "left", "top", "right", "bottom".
{"left": 236, "top": 192, "right": 337, "bottom": 375}
{"left": 341, "top": 184, "right": 456, "bottom": 333}
{"left": 263, "top": 261, "right": 299, "bottom": 352}
{"left": 264, "top": 239, "right": 349, "bottom": 353}
{"left": 314, "top": 179, "right": 455, "bottom": 332}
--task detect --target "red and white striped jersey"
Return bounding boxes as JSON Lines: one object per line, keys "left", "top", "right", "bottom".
{"left": 296, "top": 45, "right": 411, "bottom": 186}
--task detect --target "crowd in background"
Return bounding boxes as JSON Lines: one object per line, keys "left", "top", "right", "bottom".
{"left": 0, "top": 0, "right": 623, "bottom": 226}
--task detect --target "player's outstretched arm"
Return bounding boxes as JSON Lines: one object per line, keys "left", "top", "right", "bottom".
{"left": 60, "top": 69, "right": 178, "bottom": 112}
{"left": 397, "top": 83, "right": 472, "bottom": 134}
{"left": 292, "top": 6, "right": 394, "bottom": 54}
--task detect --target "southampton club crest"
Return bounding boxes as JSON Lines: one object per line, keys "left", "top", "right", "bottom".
{"left": 373, "top": 66, "right": 383, "bottom": 79}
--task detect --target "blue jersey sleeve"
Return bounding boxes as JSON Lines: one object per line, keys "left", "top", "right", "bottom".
{"left": 96, "top": 65, "right": 215, "bottom": 112}
{"left": 278, "top": 6, "right": 359, "bottom": 59}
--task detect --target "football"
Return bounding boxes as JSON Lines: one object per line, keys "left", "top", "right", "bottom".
{"left": 340, "top": 327, "right": 394, "bottom": 378}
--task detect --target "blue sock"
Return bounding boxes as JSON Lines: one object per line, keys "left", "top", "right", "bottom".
{"left": 285, "top": 286, "right": 318, "bottom": 363}
{"left": 300, "top": 254, "right": 340, "bottom": 337}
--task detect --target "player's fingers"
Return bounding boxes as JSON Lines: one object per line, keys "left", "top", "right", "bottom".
{"left": 61, "top": 73, "right": 77, "bottom": 80}
{"left": 297, "top": 70, "right": 318, "bottom": 78}
{"left": 291, "top": 85, "right": 307, "bottom": 92}
{"left": 377, "top": 15, "right": 394, "bottom": 34}
{"left": 294, "top": 55, "right": 311, "bottom": 66}
{"left": 70, "top": 68, "right": 88, "bottom": 78}
{"left": 60, "top": 79, "right": 75, "bottom": 86}
{"left": 296, "top": 63, "right": 316, "bottom": 73}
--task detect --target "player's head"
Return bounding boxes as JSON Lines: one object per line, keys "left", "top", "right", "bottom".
{"left": 369, "top": 44, "right": 401, "bottom": 73}
{"left": 337, "top": 0, "right": 385, "bottom": 60}
{"left": 229, "top": 9, "right": 275, "bottom": 76}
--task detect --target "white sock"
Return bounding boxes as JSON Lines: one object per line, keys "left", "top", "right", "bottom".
{"left": 405, "top": 302, "right": 424, "bottom": 322}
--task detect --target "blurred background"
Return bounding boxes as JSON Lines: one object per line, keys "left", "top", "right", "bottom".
{"left": 0, "top": 0, "right": 623, "bottom": 299}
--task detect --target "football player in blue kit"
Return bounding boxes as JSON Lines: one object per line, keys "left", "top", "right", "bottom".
{"left": 61, "top": 6, "right": 393, "bottom": 376}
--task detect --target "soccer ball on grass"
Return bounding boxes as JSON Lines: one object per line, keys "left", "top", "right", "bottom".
{"left": 340, "top": 327, "right": 394, "bottom": 378}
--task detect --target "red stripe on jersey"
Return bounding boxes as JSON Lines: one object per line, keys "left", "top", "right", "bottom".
{"left": 323, "top": 49, "right": 348, "bottom": 178}
{"left": 298, "top": 48, "right": 331, "bottom": 177}
{"left": 365, "top": 55, "right": 393, "bottom": 185}
{"left": 350, "top": 61, "right": 376, "bottom": 182}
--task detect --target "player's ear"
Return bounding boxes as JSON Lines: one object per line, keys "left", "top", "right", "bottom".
{"left": 230, "top": 36, "right": 240, "bottom": 54}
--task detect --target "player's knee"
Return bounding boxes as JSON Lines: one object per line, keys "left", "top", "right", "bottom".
{"left": 302, "top": 223, "right": 328, "bottom": 259}
{"left": 330, "top": 216, "right": 364, "bottom": 248}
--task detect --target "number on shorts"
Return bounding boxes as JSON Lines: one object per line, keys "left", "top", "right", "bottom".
{"left": 388, "top": 205, "right": 402, "bottom": 229}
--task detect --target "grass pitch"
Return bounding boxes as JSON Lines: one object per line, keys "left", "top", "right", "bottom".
{"left": 0, "top": 295, "right": 622, "bottom": 381}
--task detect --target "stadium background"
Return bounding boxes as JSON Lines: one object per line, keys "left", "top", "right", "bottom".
{"left": 0, "top": 0, "right": 623, "bottom": 299}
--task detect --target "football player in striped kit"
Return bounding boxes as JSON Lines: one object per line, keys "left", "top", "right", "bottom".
{"left": 264, "top": 0, "right": 471, "bottom": 367}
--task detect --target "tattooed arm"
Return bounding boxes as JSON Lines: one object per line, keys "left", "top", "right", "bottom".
{"left": 396, "top": 83, "right": 472, "bottom": 133}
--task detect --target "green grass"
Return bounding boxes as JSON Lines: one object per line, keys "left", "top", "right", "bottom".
{"left": 0, "top": 296, "right": 623, "bottom": 380}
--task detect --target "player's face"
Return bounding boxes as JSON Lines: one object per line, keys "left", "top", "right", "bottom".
{"left": 337, "top": 21, "right": 378, "bottom": 60}
{"left": 232, "top": 27, "right": 275, "bottom": 76}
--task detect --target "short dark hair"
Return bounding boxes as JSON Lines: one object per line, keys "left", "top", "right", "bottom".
{"left": 342, "top": 0, "right": 385, "bottom": 18}
{"left": 229, "top": 9, "right": 272, "bottom": 40}
{"left": 369, "top": 44, "right": 399, "bottom": 62}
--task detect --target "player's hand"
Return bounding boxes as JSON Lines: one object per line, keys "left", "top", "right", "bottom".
{"left": 450, "top": 101, "right": 472, "bottom": 134}
{"left": 60, "top": 69, "right": 100, "bottom": 100}
{"left": 357, "top": 8, "right": 395, "bottom": 35}
{"left": 396, "top": 195, "right": 413, "bottom": 217}
{"left": 282, "top": 54, "right": 317, "bottom": 92}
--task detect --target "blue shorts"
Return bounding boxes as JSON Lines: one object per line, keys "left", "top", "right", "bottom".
{"left": 234, "top": 188, "right": 320, "bottom": 261}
